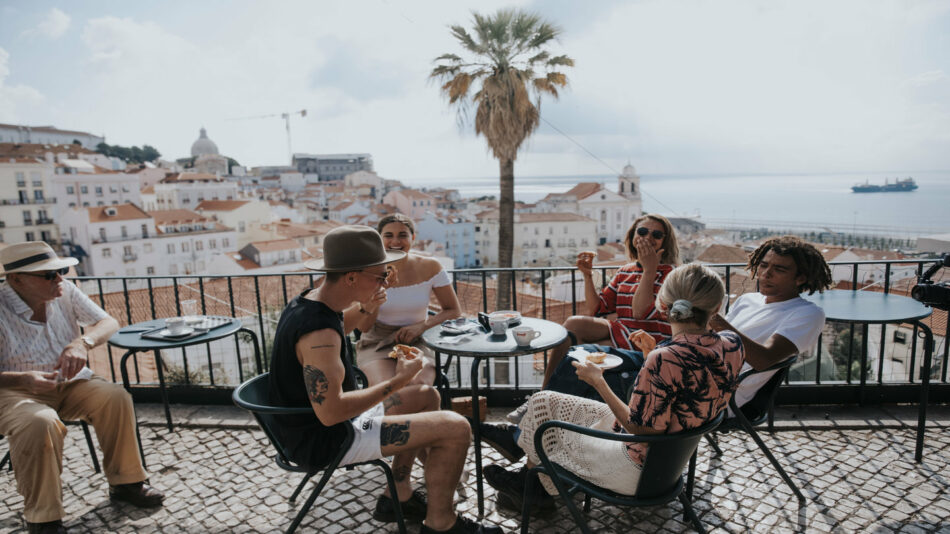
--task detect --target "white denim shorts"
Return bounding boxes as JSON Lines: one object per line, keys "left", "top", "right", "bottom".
{"left": 340, "top": 403, "right": 385, "bottom": 466}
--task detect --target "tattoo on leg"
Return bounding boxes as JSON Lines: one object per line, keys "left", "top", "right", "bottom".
{"left": 380, "top": 421, "right": 411, "bottom": 447}
{"left": 302, "top": 365, "right": 329, "bottom": 405}
{"left": 393, "top": 464, "right": 411, "bottom": 482}
{"left": 383, "top": 392, "right": 402, "bottom": 411}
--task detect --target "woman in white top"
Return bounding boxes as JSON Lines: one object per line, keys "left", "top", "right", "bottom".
{"left": 351, "top": 213, "right": 462, "bottom": 387}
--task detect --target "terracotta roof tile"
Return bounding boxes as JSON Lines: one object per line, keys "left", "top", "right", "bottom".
{"left": 86, "top": 204, "right": 150, "bottom": 222}
{"left": 195, "top": 200, "right": 250, "bottom": 211}
{"left": 150, "top": 209, "right": 210, "bottom": 224}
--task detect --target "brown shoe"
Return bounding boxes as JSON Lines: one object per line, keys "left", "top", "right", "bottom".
{"left": 26, "top": 519, "right": 67, "bottom": 534}
{"left": 109, "top": 482, "right": 164, "bottom": 508}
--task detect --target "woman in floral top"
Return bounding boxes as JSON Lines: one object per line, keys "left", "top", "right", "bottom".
{"left": 485, "top": 264, "right": 744, "bottom": 506}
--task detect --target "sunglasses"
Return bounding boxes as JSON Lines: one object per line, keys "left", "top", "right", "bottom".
{"left": 20, "top": 267, "right": 69, "bottom": 281}
{"left": 359, "top": 269, "right": 392, "bottom": 284}
{"left": 636, "top": 227, "right": 666, "bottom": 240}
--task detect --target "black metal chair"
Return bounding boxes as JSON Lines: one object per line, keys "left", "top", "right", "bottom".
{"left": 689, "top": 355, "right": 806, "bottom": 502}
{"left": 2, "top": 420, "right": 101, "bottom": 474}
{"left": 232, "top": 372, "right": 407, "bottom": 534}
{"left": 523, "top": 411, "right": 725, "bottom": 534}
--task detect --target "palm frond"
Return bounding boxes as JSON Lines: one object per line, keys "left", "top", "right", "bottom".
{"left": 546, "top": 54, "right": 575, "bottom": 68}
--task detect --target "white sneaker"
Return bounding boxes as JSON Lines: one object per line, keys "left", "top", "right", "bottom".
{"left": 506, "top": 399, "right": 530, "bottom": 425}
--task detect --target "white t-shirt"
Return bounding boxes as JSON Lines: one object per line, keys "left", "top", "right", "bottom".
{"left": 376, "top": 269, "right": 451, "bottom": 327}
{"left": 727, "top": 293, "right": 825, "bottom": 408}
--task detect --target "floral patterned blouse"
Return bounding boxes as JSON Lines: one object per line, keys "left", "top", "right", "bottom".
{"left": 617, "top": 331, "right": 744, "bottom": 465}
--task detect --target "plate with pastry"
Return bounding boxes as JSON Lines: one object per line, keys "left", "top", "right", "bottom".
{"left": 567, "top": 347, "right": 623, "bottom": 369}
{"left": 489, "top": 310, "right": 522, "bottom": 326}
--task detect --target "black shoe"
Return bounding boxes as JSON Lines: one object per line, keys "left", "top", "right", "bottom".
{"left": 485, "top": 465, "right": 555, "bottom": 514}
{"left": 478, "top": 423, "right": 524, "bottom": 462}
{"left": 372, "top": 488, "right": 426, "bottom": 523}
{"left": 26, "top": 520, "right": 66, "bottom": 534}
{"left": 419, "top": 514, "right": 504, "bottom": 533}
{"left": 109, "top": 482, "right": 164, "bottom": 508}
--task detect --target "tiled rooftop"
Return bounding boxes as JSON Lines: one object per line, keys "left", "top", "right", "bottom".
{"left": 2, "top": 404, "right": 948, "bottom": 533}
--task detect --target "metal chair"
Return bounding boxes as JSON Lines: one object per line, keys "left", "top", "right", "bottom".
{"left": 689, "top": 356, "right": 806, "bottom": 502}
{"left": 523, "top": 411, "right": 725, "bottom": 534}
{"left": 2, "top": 420, "right": 101, "bottom": 473}
{"left": 232, "top": 372, "right": 407, "bottom": 534}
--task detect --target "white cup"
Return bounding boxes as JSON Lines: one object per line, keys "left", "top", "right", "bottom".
{"left": 489, "top": 317, "right": 508, "bottom": 335}
{"left": 513, "top": 326, "right": 541, "bottom": 347}
{"left": 165, "top": 317, "right": 187, "bottom": 335}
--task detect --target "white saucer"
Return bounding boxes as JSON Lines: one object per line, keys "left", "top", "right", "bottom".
{"left": 159, "top": 327, "right": 194, "bottom": 338}
{"left": 567, "top": 348, "right": 623, "bottom": 369}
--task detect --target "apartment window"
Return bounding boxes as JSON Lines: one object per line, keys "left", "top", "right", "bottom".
{"left": 80, "top": 185, "right": 88, "bottom": 194}
{"left": 112, "top": 200, "right": 118, "bottom": 205}
{"left": 169, "top": 264, "right": 178, "bottom": 275}
{"left": 66, "top": 185, "right": 75, "bottom": 194}
{"left": 95, "top": 186, "right": 103, "bottom": 196}
{"left": 195, "top": 241, "right": 203, "bottom": 251}
{"left": 181, "top": 242, "right": 190, "bottom": 252}
{"left": 110, "top": 185, "right": 118, "bottom": 193}
{"left": 122, "top": 185, "right": 129, "bottom": 193}
{"left": 146, "top": 266, "right": 155, "bottom": 275}
{"left": 25, "top": 231, "right": 34, "bottom": 241}
{"left": 238, "top": 221, "right": 245, "bottom": 232}
{"left": 209, "top": 239, "right": 216, "bottom": 249}
{"left": 22, "top": 211, "right": 32, "bottom": 225}
{"left": 102, "top": 248, "right": 112, "bottom": 257}
{"left": 82, "top": 202, "right": 89, "bottom": 207}
{"left": 99, "top": 228, "right": 106, "bottom": 241}
{"left": 222, "top": 238, "right": 230, "bottom": 248}
{"left": 97, "top": 201, "right": 104, "bottom": 207}
{"left": 15, "top": 172, "right": 25, "bottom": 186}
{"left": 30, "top": 172, "right": 40, "bottom": 184}
{"left": 68, "top": 202, "right": 76, "bottom": 208}
{"left": 124, "top": 245, "right": 133, "bottom": 256}
{"left": 167, "top": 243, "right": 175, "bottom": 254}
{"left": 121, "top": 225, "right": 128, "bottom": 238}
{"left": 141, "top": 224, "right": 149, "bottom": 238}
{"left": 182, "top": 196, "right": 190, "bottom": 204}
{"left": 534, "top": 227, "right": 539, "bottom": 235}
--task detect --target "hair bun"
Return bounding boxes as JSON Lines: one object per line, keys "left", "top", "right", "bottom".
{"left": 669, "top": 299, "right": 694, "bottom": 321}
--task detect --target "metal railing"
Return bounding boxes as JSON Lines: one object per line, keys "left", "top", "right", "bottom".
{"left": 67, "top": 258, "right": 948, "bottom": 406}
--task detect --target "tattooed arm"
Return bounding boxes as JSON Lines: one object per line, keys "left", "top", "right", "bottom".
{"left": 296, "top": 328, "right": 418, "bottom": 426}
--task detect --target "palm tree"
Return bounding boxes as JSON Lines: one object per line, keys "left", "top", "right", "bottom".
{"left": 431, "top": 8, "right": 573, "bottom": 309}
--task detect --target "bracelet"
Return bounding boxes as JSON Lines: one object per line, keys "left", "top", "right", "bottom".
{"left": 358, "top": 304, "right": 372, "bottom": 315}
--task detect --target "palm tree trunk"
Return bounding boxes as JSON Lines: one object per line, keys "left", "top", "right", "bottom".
{"left": 496, "top": 157, "right": 514, "bottom": 310}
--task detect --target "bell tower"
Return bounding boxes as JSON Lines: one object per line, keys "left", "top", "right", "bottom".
{"left": 618, "top": 162, "right": 643, "bottom": 216}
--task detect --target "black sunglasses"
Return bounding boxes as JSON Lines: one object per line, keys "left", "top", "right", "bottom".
{"left": 636, "top": 227, "right": 665, "bottom": 240}
{"left": 20, "top": 267, "right": 70, "bottom": 281}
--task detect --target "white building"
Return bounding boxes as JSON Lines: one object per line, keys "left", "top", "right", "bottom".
{"left": 59, "top": 204, "right": 155, "bottom": 277}
{"left": 0, "top": 123, "right": 105, "bottom": 150}
{"left": 416, "top": 212, "right": 478, "bottom": 268}
{"left": 151, "top": 172, "right": 239, "bottom": 211}
{"left": 150, "top": 209, "right": 237, "bottom": 276}
{"left": 50, "top": 163, "right": 141, "bottom": 214}
{"left": 327, "top": 197, "right": 372, "bottom": 223}
{"left": 0, "top": 157, "right": 59, "bottom": 246}
{"left": 382, "top": 189, "right": 437, "bottom": 220}
{"left": 476, "top": 211, "right": 597, "bottom": 267}
{"left": 195, "top": 199, "right": 272, "bottom": 248}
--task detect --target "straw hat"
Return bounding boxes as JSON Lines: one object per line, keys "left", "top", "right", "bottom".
{"left": 304, "top": 225, "right": 405, "bottom": 272}
{"left": 0, "top": 241, "right": 78, "bottom": 275}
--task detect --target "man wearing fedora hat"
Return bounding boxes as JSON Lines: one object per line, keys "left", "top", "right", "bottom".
{"left": 0, "top": 242, "right": 164, "bottom": 534}
{"left": 269, "top": 226, "right": 502, "bottom": 534}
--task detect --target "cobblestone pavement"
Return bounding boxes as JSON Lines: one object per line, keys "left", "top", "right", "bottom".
{"left": 2, "top": 408, "right": 949, "bottom": 533}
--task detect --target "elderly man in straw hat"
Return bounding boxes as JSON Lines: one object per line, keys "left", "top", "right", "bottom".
{"left": 269, "top": 226, "right": 502, "bottom": 534}
{"left": 0, "top": 242, "right": 164, "bottom": 534}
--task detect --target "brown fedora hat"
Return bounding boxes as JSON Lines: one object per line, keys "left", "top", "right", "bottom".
{"left": 304, "top": 225, "right": 405, "bottom": 272}
{"left": 0, "top": 241, "right": 78, "bottom": 275}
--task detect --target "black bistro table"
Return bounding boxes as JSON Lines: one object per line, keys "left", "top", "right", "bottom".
{"left": 804, "top": 290, "right": 934, "bottom": 462}
{"left": 421, "top": 317, "right": 568, "bottom": 516}
{"left": 108, "top": 317, "right": 261, "bottom": 431}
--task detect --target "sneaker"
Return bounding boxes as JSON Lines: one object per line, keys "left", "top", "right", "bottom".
{"left": 419, "top": 514, "right": 504, "bottom": 533}
{"left": 506, "top": 400, "right": 530, "bottom": 425}
{"left": 372, "top": 488, "right": 427, "bottom": 523}
{"left": 485, "top": 464, "right": 555, "bottom": 514}
{"left": 478, "top": 423, "right": 524, "bottom": 462}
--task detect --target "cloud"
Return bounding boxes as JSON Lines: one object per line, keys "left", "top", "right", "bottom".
{"left": 24, "top": 7, "right": 71, "bottom": 39}
{"left": 0, "top": 47, "right": 45, "bottom": 122}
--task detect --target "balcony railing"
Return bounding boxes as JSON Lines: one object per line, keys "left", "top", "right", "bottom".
{"left": 0, "top": 197, "right": 56, "bottom": 205}
{"left": 54, "top": 259, "right": 949, "bottom": 406}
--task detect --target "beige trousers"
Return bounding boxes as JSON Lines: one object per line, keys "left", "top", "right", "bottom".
{"left": 0, "top": 376, "right": 147, "bottom": 523}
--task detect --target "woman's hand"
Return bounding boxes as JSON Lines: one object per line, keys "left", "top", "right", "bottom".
{"left": 571, "top": 358, "right": 605, "bottom": 386}
{"left": 576, "top": 251, "right": 595, "bottom": 277}
{"left": 634, "top": 235, "right": 663, "bottom": 273}
{"left": 627, "top": 329, "right": 657, "bottom": 353}
{"left": 395, "top": 321, "right": 427, "bottom": 344}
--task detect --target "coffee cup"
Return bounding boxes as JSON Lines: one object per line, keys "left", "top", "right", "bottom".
{"left": 489, "top": 316, "right": 508, "bottom": 335}
{"left": 165, "top": 317, "right": 187, "bottom": 335}
{"left": 513, "top": 326, "right": 541, "bottom": 347}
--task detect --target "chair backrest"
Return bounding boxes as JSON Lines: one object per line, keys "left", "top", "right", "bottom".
{"left": 737, "top": 357, "right": 796, "bottom": 425}
{"left": 233, "top": 373, "right": 315, "bottom": 469}
{"left": 635, "top": 412, "right": 725, "bottom": 499}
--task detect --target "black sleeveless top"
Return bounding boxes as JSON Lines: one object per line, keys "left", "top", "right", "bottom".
{"left": 268, "top": 290, "right": 357, "bottom": 470}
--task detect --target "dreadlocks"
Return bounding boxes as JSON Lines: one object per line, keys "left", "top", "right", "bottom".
{"left": 747, "top": 236, "right": 832, "bottom": 295}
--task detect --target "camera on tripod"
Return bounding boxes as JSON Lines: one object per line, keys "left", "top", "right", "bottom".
{"left": 911, "top": 254, "right": 950, "bottom": 311}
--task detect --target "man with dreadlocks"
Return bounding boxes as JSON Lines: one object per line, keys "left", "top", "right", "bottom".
{"left": 710, "top": 235, "right": 832, "bottom": 410}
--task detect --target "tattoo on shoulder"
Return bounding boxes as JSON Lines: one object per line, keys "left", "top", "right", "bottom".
{"left": 310, "top": 344, "right": 334, "bottom": 349}
{"left": 380, "top": 421, "right": 410, "bottom": 447}
{"left": 383, "top": 392, "right": 402, "bottom": 411}
{"left": 302, "top": 365, "right": 329, "bottom": 405}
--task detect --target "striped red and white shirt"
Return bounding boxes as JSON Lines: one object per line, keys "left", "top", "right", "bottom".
{"left": 595, "top": 262, "right": 674, "bottom": 350}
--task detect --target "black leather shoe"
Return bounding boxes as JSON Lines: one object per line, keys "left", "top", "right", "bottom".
{"left": 26, "top": 520, "right": 67, "bottom": 534}
{"left": 478, "top": 423, "right": 524, "bottom": 462}
{"left": 419, "top": 514, "right": 503, "bottom": 533}
{"left": 372, "top": 488, "right": 427, "bottom": 523}
{"left": 484, "top": 465, "right": 555, "bottom": 514}
{"left": 109, "top": 482, "right": 164, "bottom": 508}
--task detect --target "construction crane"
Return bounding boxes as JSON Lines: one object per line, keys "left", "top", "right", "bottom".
{"left": 226, "top": 109, "right": 307, "bottom": 164}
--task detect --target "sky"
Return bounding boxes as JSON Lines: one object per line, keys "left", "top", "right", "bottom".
{"left": 1, "top": 0, "right": 949, "bottom": 183}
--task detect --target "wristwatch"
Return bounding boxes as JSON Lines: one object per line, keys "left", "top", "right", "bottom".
{"left": 80, "top": 335, "right": 96, "bottom": 350}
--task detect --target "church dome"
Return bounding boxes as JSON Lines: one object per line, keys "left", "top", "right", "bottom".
{"left": 190, "top": 127, "right": 219, "bottom": 157}
{"left": 622, "top": 163, "right": 637, "bottom": 176}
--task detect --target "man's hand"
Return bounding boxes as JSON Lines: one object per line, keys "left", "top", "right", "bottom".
{"left": 708, "top": 313, "right": 733, "bottom": 333}
{"left": 55, "top": 344, "right": 88, "bottom": 381}
{"left": 571, "top": 358, "right": 605, "bottom": 386}
{"left": 628, "top": 329, "right": 657, "bottom": 353}
{"left": 395, "top": 322, "right": 427, "bottom": 344}
{"left": 361, "top": 287, "right": 388, "bottom": 315}
{"left": 393, "top": 347, "right": 424, "bottom": 383}
{"left": 19, "top": 370, "right": 59, "bottom": 394}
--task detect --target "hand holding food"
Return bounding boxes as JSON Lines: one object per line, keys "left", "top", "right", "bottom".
{"left": 576, "top": 251, "right": 595, "bottom": 276}
{"left": 391, "top": 344, "right": 424, "bottom": 381}
{"left": 627, "top": 329, "right": 657, "bottom": 353}
{"left": 571, "top": 357, "right": 604, "bottom": 385}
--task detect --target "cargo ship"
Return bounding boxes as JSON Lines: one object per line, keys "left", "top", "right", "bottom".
{"left": 851, "top": 177, "right": 918, "bottom": 193}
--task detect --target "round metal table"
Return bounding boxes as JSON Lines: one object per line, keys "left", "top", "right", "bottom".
{"left": 804, "top": 290, "right": 934, "bottom": 462}
{"left": 421, "top": 317, "right": 568, "bottom": 516}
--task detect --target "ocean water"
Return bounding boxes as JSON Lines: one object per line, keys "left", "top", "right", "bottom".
{"left": 408, "top": 171, "right": 950, "bottom": 237}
